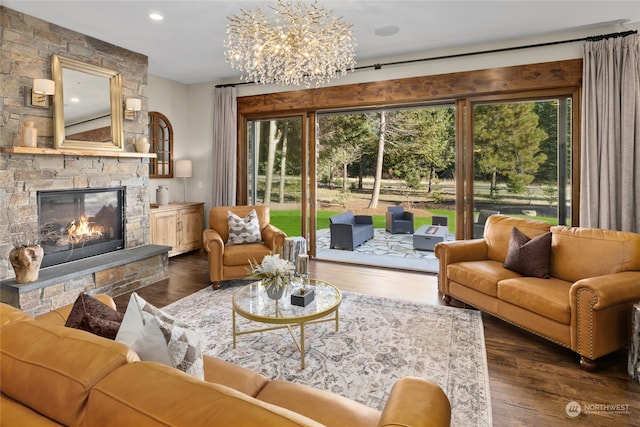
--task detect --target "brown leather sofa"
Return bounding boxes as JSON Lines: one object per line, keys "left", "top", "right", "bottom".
{"left": 0, "top": 297, "right": 452, "bottom": 427}
{"left": 435, "top": 214, "right": 640, "bottom": 370}
{"left": 203, "top": 205, "right": 287, "bottom": 289}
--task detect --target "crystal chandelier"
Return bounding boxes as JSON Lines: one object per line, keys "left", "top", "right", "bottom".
{"left": 224, "top": 0, "right": 357, "bottom": 87}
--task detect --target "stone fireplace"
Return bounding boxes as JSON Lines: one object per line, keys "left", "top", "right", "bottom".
{"left": 0, "top": 153, "right": 170, "bottom": 316}
{"left": 38, "top": 187, "right": 125, "bottom": 268}
{"left": 1, "top": 7, "right": 171, "bottom": 316}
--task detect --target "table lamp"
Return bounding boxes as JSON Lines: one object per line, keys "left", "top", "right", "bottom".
{"left": 175, "top": 159, "right": 192, "bottom": 202}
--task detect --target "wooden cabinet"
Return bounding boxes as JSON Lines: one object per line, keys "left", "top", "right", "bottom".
{"left": 150, "top": 202, "right": 204, "bottom": 257}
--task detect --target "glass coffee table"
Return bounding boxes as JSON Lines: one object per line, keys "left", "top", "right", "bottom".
{"left": 232, "top": 279, "right": 342, "bottom": 369}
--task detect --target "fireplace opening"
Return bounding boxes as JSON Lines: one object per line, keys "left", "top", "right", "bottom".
{"left": 38, "top": 187, "right": 125, "bottom": 268}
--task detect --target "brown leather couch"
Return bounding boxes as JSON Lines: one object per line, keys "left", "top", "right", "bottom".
{"left": 203, "top": 205, "right": 287, "bottom": 289}
{"left": 0, "top": 297, "right": 451, "bottom": 427}
{"left": 435, "top": 214, "right": 640, "bottom": 370}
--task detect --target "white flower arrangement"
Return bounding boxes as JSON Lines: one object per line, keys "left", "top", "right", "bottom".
{"left": 247, "top": 254, "right": 294, "bottom": 288}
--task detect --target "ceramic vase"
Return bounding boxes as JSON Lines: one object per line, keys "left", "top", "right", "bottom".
{"left": 264, "top": 277, "right": 287, "bottom": 300}
{"left": 135, "top": 136, "right": 150, "bottom": 153}
{"left": 156, "top": 185, "right": 169, "bottom": 206}
{"left": 9, "top": 245, "right": 44, "bottom": 283}
{"left": 21, "top": 121, "right": 37, "bottom": 147}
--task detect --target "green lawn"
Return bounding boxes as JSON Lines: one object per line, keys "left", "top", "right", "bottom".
{"left": 270, "top": 209, "right": 453, "bottom": 236}
{"left": 270, "top": 208, "right": 557, "bottom": 237}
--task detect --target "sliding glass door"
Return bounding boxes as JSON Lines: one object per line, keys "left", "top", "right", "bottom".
{"left": 247, "top": 116, "right": 305, "bottom": 237}
{"left": 470, "top": 97, "right": 572, "bottom": 237}
{"left": 315, "top": 104, "right": 456, "bottom": 228}
{"left": 241, "top": 90, "right": 578, "bottom": 267}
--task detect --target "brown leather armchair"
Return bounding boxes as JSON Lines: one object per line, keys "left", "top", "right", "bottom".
{"left": 203, "top": 205, "right": 286, "bottom": 289}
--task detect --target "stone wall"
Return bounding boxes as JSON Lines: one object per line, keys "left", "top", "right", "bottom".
{"left": 1, "top": 6, "right": 148, "bottom": 150}
{"left": 1, "top": 249, "right": 169, "bottom": 317}
{"left": 0, "top": 7, "right": 163, "bottom": 307}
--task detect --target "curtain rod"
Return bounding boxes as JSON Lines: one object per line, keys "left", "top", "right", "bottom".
{"left": 214, "top": 29, "right": 637, "bottom": 88}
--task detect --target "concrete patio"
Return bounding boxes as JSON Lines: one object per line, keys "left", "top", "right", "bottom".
{"left": 314, "top": 228, "right": 455, "bottom": 273}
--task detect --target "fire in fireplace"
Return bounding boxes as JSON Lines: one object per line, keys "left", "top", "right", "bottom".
{"left": 37, "top": 187, "right": 125, "bottom": 268}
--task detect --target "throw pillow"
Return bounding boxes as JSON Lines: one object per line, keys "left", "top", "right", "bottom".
{"left": 227, "top": 209, "right": 262, "bottom": 245}
{"left": 115, "top": 293, "right": 204, "bottom": 379}
{"left": 65, "top": 293, "right": 124, "bottom": 340}
{"left": 504, "top": 227, "right": 552, "bottom": 278}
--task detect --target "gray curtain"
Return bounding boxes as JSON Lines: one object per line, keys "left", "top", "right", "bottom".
{"left": 212, "top": 87, "right": 237, "bottom": 207}
{"left": 581, "top": 34, "right": 640, "bottom": 233}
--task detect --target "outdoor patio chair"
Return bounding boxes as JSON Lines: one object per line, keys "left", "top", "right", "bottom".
{"left": 432, "top": 216, "right": 448, "bottom": 227}
{"left": 473, "top": 209, "right": 500, "bottom": 238}
{"left": 386, "top": 206, "right": 414, "bottom": 234}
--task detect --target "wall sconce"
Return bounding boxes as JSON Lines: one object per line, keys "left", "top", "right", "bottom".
{"left": 124, "top": 98, "right": 141, "bottom": 120}
{"left": 24, "top": 79, "right": 55, "bottom": 108}
{"left": 175, "top": 159, "right": 193, "bottom": 202}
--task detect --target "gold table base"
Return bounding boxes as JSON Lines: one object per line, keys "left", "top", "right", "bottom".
{"left": 231, "top": 281, "right": 341, "bottom": 369}
{"left": 232, "top": 304, "right": 339, "bottom": 369}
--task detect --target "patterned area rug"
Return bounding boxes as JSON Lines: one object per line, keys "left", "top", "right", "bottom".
{"left": 163, "top": 285, "right": 492, "bottom": 427}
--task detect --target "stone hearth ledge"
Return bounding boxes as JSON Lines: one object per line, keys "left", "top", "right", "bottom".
{"left": 0, "top": 245, "right": 171, "bottom": 316}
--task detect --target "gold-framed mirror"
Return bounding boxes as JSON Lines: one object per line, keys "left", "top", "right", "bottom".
{"left": 52, "top": 54, "right": 123, "bottom": 151}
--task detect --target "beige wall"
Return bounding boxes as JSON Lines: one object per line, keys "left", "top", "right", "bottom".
{"left": 146, "top": 75, "right": 188, "bottom": 204}
{"left": 146, "top": 79, "right": 215, "bottom": 216}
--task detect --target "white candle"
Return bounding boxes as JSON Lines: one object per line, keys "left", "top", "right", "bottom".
{"left": 296, "top": 254, "right": 308, "bottom": 276}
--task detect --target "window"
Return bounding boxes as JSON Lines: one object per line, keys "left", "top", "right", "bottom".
{"left": 148, "top": 111, "right": 173, "bottom": 178}
{"left": 237, "top": 60, "right": 582, "bottom": 249}
{"left": 247, "top": 116, "right": 305, "bottom": 237}
{"left": 471, "top": 97, "right": 572, "bottom": 238}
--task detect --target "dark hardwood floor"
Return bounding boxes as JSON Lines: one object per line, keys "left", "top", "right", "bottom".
{"left": 113, "top": 251, "right": 640, "bottom": 427}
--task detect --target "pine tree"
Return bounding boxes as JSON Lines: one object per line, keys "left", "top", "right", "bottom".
{"left": 474, "top": 103, "right": 547, "bottom": 196}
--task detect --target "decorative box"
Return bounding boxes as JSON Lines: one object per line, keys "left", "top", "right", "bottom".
{"left": 291, "top": 288, "right": 315, "bottom": 307}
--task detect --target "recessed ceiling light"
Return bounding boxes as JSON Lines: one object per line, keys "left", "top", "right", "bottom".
{"left": 149, "top": 12, "right": 164, "bottom": 21}
{"left": 374, "top": 25, "right": 400, "bottom": 37}
{"left": 70, "top": 97, "right": 80, "bottom": 103}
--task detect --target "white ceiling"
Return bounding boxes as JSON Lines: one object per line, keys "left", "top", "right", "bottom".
{"left": 3, "top": 1, "right": 640, "bottom": 85}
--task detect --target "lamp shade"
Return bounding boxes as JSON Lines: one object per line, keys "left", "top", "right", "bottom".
{"left": 125, "top": 98, "right": 141, "bottom": 111}
{"left": 33, "top": 79, "right": 55, "bottom": 95}
{"left": 175, "top": 160, "right": 192, "bottom": 178}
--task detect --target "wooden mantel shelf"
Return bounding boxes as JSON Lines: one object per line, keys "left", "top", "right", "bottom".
{"left": 1, "top": 146, "right": 157, "bottom": 158}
